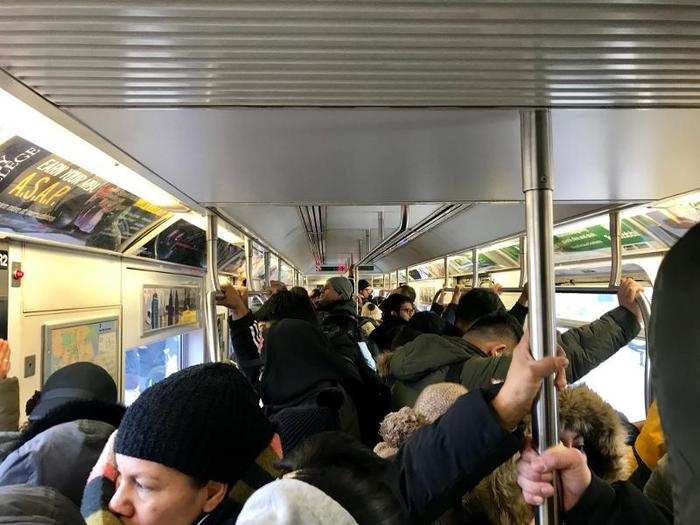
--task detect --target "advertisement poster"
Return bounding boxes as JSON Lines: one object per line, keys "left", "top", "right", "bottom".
{"left": 0, "top": 134, "right": 167, "bottom": 251}
{"left": 143, "top": 285, "right": 200, "bottom": 335}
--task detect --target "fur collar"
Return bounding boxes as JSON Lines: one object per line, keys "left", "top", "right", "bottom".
{"left": 19, "top": 400, "right": 125, "bottom": 448}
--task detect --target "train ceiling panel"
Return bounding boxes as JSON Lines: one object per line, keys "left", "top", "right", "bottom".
{"left": 67, "top": 107, "right": 700, "bottom": 203}
{"left": 3, "top": 1, "right": 700, "bottom": 107}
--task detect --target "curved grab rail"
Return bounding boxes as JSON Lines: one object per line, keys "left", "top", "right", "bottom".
{"left": 635, "top": 292, "right": 653, "bottom": 415}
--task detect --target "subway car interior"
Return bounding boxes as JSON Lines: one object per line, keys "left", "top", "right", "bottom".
{"left": 0, "top": 2, "right": 698, "bottom": 524}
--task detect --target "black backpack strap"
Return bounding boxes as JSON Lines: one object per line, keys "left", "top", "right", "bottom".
{"left": 445, "top": 361, "right": 465, "bottom": 384}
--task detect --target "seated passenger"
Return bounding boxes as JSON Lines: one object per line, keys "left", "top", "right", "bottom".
{"left": 516, "top": 224, "right": 700, "bottom": 524}
{"left": 0, "top": 360, "right": 124, "bottom": 507}
{"left": 369, "top": 294, "right": 415, "bottom": 352}
{"left": 385, "top": 278, "right": 643, "bottom": 409}
{"left": 81, "top": 363, "right": 281, "bottom": 524}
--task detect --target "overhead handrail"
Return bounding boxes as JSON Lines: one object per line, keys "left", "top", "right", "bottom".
{"left": 357, "top": 204, "right": 409, "bottom": 266}
{"left": 205, "top": 209, "right": 225, "bottom": 363}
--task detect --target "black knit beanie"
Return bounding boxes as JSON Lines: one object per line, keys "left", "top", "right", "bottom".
{"left": 115, "top": 363, "right": 274, "bottom": 485}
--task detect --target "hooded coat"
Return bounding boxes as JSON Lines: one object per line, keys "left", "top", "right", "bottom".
{"left": 261, "top": 319, "right": 363, "bottom": 445}
{"left": 387, "top": 305, "right": 640, "bottom": 409}
{"left": 0, "top": 399, "right": 124, "bottom": 507}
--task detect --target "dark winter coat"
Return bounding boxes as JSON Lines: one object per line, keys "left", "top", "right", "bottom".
{"left": 564, "top": 475, "right": 670, "bottom": 524}
{"left": 386, "top": 385, "right": 522, "bottom": 524}
{"left": 370, "top": 316, "right": 408, "bottom": 352}
{"left": 388, "top": 306, "right": 640, "bottom": 409}
{"left": 0, "top": 399, "right": 124, "bottom": 507}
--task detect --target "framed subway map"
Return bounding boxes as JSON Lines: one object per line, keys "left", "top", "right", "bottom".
{"left": 42, "top": 316, "right": 120, "bottom": 386}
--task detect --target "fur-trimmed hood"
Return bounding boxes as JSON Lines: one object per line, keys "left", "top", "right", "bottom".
{"left": 558, "top": 384, "right": 629, "bottom": 482}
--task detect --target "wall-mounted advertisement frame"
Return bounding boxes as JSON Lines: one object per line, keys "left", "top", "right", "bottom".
{"left": 142, "top": 284, "right": 201, "bottom": 336}
{"left": 42, "top": 315, "right": 120, "bottom": 387}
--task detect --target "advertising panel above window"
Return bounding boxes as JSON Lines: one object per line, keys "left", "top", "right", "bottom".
{"left": 0, "top": 133, "right": 168, "bottom": 251}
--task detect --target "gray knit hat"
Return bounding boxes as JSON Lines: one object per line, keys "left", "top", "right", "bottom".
{"left": 327, "top": 277, "right": 354, "bottom": 301}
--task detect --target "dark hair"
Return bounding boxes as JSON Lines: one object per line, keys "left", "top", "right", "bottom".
{"left": 278, "top": 432, "right": 404, "bottom": 525}
{"left": 467, "top": 311, "right": 524, "bottom": 347}
{"left": 310, "top": 288, "right": 322, "bottom": 299}
{"left": 390, "top": 311, "right": 446, "bottom": 349}
{"left": 455, "top": 288, "right": 506, "bottom": 326}
{"left": 395, "top": 285, "right": 416, "bottom": 303}
{"left": 358, "top": 279, "right": 371, "bottom": 291}
{"left": 290, "top": 286, "right": 309, "bottom": 298}
{"left": 379, "top": 294, "right": 412, "bottom": 316}
{"left": 408, "top": 311, "right": 445, "bottom": 335}
{"left": 255, "top": 290, "right": 317, "bottom": 325}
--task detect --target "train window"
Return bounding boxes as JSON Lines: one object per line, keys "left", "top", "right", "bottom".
{"left": 218, "top": 242, "right": 246, "bottom": 280}
{"left": 279, "top": 260, "right": 294, "bottom": 285}
{"left": 251, "top": 244, "right": 266, "bottom": 290}
{"left": 408, "top": 259, "right": 445, "bottom": 311}
{"left": 123, "top": 328, "right": 204, "bottom": 406}
{"left": 556, "top": 292, "right": 646, "bottom": 422}
{"left": 0, "top": 134, "right": 169, "bottom": 251}
{"left": 479, "top": 239, "right": 520, "bottom": 274}
{"left": 397, "top": 268, "right": 407, "bottom": 285}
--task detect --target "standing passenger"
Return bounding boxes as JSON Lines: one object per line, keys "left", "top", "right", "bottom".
{"left": 81, "top": 363, "right": 280, "bottom": 524}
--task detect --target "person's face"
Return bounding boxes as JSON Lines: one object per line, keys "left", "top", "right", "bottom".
{"left": 397, "top": 303, "right": 415, "bottom": 322}
{"left": 321, "top": 283, "right": 342, "bottom": 304}
{"left": 560, "top": 429, "right": 585, "bottom": 452}
{"left": 360, "top": 287, "right": 373, "bottom": 299}
{"left": 109, "top": 454, "right": 227, "bottom": 525}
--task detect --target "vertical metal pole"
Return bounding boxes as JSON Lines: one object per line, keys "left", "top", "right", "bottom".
{"left": 244, "top": 236, "right": 253, "bottom": 290}
{"left": 205, "top": 210, "right": 224, "bottom": 364}
{"left": 264, "top": 251, "right": 270, "bottom": 288}
{"left": 521, "top": 109, "right": 561, "bottom": 525}
{"left": 358, "top": 239, "right": 364, "bottom": 260}
{"left": 378, "top": 211, "right": 385, "bottom": 243}
{"left": 518, "top": 235, "right": 527, "bottom": 288}
{"left": 443, "top": 256, "right": 449, "bottom": 287}
{"left": 365, "top": 229, "right": 371, "bottom": 254}
{"left": 609, "top": 210, "right": 622, "bottom": 287}
{"left": 471, "top": 248, "right": 479, "bottom": 287}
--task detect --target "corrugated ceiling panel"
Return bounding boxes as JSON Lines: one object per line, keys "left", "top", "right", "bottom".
{"left": 3, "top": 1, "right": 700, "bottom": 107}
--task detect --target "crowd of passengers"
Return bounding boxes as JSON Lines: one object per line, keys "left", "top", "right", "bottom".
{"left": 0, "top": 225, "right": 697, "bottom": 524}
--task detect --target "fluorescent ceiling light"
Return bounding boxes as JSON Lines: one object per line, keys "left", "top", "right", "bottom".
{"left": 0, "top": 88, "right": 185, "bottom": 211}
{"left": 177, "top": 212, "right": 244, "bottom": 245}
